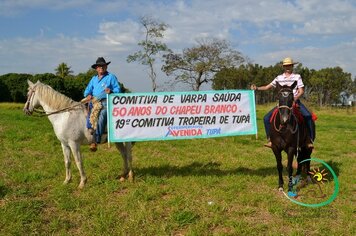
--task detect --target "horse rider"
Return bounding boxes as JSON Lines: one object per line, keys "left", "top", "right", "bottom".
{"left": 251, "top": 57, "right": 314, "bottom": 149}
{"left": 83, "top": 57, "right": 121, "bottom": 152}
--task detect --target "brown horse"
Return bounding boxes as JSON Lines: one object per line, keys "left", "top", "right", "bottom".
{"left": 270, "top": 81, "right": 315, "bottom": 196}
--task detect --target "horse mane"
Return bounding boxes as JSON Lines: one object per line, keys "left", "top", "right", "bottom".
{"left": 35, "top": 82, "right": 79, "bottom": 110}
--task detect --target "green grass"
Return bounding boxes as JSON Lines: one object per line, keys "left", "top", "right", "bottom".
{"left": 0, "top": 103, "right": 355, "bottom": 235}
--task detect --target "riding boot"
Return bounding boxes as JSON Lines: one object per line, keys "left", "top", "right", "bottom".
{"left": 306, "top": 120, "right": 314, "bottom": 149}
{"left": 89, "top": 142, "right": 97, "bottom": 152}
{"left": 264, "top": 138, "right": 272, "bottom": 148}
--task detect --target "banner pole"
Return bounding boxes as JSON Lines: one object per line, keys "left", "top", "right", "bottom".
{"left": 107, "top": 93, "right": 110, "bottom": 148}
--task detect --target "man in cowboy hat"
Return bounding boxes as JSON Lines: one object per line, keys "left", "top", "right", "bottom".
{"left": 251, "top": 57, "right": 314, "bottom": 148}
{"left": 83, "top": 57, "right": 121, "bottom": 152}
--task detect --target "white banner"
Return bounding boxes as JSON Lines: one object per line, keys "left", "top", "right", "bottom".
{"left": 107, "top": 90, "right": 257, "bottom": 142}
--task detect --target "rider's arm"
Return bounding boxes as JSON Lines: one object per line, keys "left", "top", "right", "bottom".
{"left": 84, "top": 77, "right": 94, "bottom": 97}
{"left": 105, "top": 74, "right": 121, "bottom": 94}
{"left": 251, "top": 83, "right": 273, "bottom": 91}
{"left": 294, "top": 87, "right": 304, "bottom": 101}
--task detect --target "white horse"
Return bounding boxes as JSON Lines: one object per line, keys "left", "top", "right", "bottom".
{"left": 23, "top": 80, "right": 134, "bottom": 188}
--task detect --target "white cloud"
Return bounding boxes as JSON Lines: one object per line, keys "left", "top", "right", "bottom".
{"left": 0, "top": 0, "right": 355, "bottom": 93}
{"left": 98, "top": 20, "right": 140, "bottom": 46}
{"left": 255, "top": 37, "right": 356, "bottom": 74}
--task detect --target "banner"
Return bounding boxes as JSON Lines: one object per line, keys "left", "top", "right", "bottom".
{"left": 107, "top": 90, "right": 257, "bottom": 142}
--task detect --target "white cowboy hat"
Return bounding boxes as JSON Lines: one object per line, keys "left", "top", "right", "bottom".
{"left": 282, "top": 57, "right": 298, "bottom": 66}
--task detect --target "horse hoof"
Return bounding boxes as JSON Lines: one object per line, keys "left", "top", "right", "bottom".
{"left": 128, "top": 171, "right": 134, "bottom": 182}
{"left": 288, "top": 191, "right": 297, "bottom": 197}
{"left": 278, "top": 187, "right": 284, "bottom": 192}
{"left": 119, "top": 176, "right": 126, "bottom": 182}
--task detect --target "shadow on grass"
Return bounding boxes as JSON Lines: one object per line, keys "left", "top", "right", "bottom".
{"left": 136, "top": 161, "right": 278, "bottom": 178}
{"left": 135, "top": 160, "right": 342, "bottom": 179}
{"left": 0, "top": 184, "right": 9, "bottom": 199}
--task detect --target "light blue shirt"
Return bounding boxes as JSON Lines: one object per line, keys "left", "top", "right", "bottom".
{"left": 84, "top": 72, "right": 121, "bottom": 100}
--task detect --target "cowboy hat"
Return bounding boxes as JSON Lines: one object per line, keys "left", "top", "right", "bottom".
{"left": 282, "top": 57, "right": 298, "bottom": 66}
{"left": 91, "top": 57, "right": 111, "bottom": 69}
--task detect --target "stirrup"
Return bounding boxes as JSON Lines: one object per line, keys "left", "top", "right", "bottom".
{"left": 264, "top": 141, "right": 272, "bottom": 148}
{"left": 307, "top": 138, "right": 314, "bottom": 149}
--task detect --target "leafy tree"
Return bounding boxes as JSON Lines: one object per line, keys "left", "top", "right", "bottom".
{"left": 127, "top": 16, "right": 171, "bottom": 92}
{"left": 162, "top": 38, "right": 245, "bottom": 91}
{"left": 213, "top": 65, "right": 250, "bottom": 90}
{"left": 0, "top": 73, "right": 32, "bottom": 102}
{"left": 33, "top": 73, "right": 65, "bottom": 94}
{"left": 309, "top": 67, "right": 352, "bottom": 106}
{"left": 65, "top": 69, "right": 96, "bottom": 100}
{"left": 0, "top": 74, "right": 11, "bottom": 102}
{"left": 213, "top": 63, "right": 281, "bottom": 104}
{"left": 55, "top": 62, "right": 73, "bottom": 79}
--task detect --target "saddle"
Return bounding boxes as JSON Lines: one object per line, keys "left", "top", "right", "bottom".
{"left": 89, "top": 97, "right": 103, "bottom": 131}
{"left": 270, "top": 104, "right": 317, "bottom": 124}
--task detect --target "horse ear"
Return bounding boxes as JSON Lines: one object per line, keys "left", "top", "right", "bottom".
{"left": 291, "top": 81, "right": 297, "bottom": 90}
{"left": 27, "top": 80, "right": 34, "bottom": 87}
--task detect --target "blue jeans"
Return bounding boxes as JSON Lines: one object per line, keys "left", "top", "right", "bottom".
{"left": 263, "top": 100, "right": 314, "bottom": 140}
{"left": 86, "top": 100, "right": 107, "bottom": 144}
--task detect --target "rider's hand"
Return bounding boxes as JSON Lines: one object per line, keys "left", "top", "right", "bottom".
{"left": 250, "top": 84, "right": 257, "bottom": 90}
{"left": 104, "top": 88, "right": 111, "bottom": 94}
{"left": 81, "top": 95, "right": 92, "bottom": 103}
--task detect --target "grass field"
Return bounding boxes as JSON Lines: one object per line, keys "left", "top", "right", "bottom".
{"left": 0, "top": 103, "right": 355, "bottom": 235}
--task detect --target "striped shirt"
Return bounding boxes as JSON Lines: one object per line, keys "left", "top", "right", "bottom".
{"left": 270, "top": 73, "right": 304, "bottom": 97}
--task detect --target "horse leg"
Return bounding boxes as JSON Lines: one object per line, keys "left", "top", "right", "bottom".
{"left": 304, "top": 147, "right": 313, "bottom": 183}
{"left": 287, "top": 148, "right": 295, "bottom": 193}
{"left": 272, "top": 148, "right": 284, "bottom": 191}
{"left": 115, "top": 142, "right": 129, "bottom": 181}
{"left": 69, "top": 142, "right": 87, "bottom": 189}
{"left": 293, "top": 149, "right": 303, "bottom": 185}
{"left": 61, "top": 143, "right": 72, "bottom": 185}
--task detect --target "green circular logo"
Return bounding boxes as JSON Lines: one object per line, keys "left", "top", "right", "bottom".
{"left": 283, "top": 158, "right": 339, "bottom": 207}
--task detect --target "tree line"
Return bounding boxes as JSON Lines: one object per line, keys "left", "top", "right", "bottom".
{"left": 0, "top": 69, "right": 94, "bottom": 103}
{"left": 213, "top": 63, "right": 355, "bottom": 106}
{"left": 0, "top": 62, "right": 354, "bottom": 106}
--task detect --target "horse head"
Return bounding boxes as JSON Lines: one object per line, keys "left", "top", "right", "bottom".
{"left": 276, "top": 81, "right": 297, "bottom": 125}
{"left": 23, "top": 80, "right": 41, "bottom": 115}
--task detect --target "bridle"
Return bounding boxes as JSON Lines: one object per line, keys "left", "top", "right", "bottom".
{"left": 23, "top": 86, "right": 87, "bottom": 117}
{"left": 274, "top": 88, "right": 298, "bottom": 134}
{"left": 23, "top": 87, "right": 36, "bottom": 115}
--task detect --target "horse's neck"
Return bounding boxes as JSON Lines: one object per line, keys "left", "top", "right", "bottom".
{"left": 279, "top": 115, "right": 297, "bottom": 135}
{"left": 40, "top": 101, "right": 57, "bottom": 114}
{"left": 38, "top": 87, "right": 74, "bottom": 113}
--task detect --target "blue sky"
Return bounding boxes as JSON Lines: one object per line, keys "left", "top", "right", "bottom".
{"left": 1, "top": 0, "right": 355, "bottom": 92}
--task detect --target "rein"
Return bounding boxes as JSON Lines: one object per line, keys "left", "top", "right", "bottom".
{"left": 32, "top": 102, "right": 87, "bottom": 117}
{"left": 274, "top": 105, "right": 298, "bottom": 134}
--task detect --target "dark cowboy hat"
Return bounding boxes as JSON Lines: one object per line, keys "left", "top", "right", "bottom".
{"left": 91, "top": 57, "right": 111, "bottom": 69}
